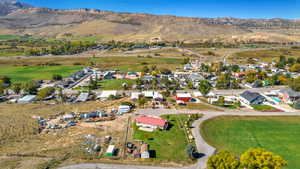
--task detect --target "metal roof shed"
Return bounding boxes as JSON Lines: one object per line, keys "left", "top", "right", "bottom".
{"left": 18, "top": 95, "right": 36, "bottom": 103}
{"left": 105, "top": 145, "right": 115, "bottom": 156}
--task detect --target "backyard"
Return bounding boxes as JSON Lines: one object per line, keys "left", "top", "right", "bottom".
{"left": 133, "top": 114, "right": 194, "bottom": 164}
{"left": 200, "top": 116, "right": 300, "bottom": 169}
{"left": 0, "top": 65, "right": 83, "bottom": 82}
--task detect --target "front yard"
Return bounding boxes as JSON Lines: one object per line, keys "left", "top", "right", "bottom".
{"left": 133, "top": 114, "right": 197, "bottom": 165}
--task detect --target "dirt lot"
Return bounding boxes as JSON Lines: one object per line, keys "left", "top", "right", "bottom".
{"left": 0, "top": 99, "right": 133, "bottom": 169}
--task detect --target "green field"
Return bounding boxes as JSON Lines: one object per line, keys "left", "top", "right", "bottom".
{"left": 133, "top": 115, "right": 193, "bottom": 164}
{"left": 200, "top": 116, "right": 300, "bottom": 169}
{"left": 91, "top": 57, "right": 183, "bottom": 72}
{"left": 0, "top": 35, "right": 19, "bottom": 40}
{"left": 0, "top": 66, "right": 83, "bottom": 82}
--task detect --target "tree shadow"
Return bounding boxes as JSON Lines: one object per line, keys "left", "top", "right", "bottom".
{"left": 165, "top": 122, "right": 174, "bottom": 130}
{"left": 193, "top": 152, "right": 205, "bottom": 159}
{"left": 149, "top": 150, "right": 156, "bottom": 158}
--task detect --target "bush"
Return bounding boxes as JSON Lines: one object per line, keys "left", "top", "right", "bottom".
{"left": 52, "top": 74, "right": 63, "bottom": 81}
{"left": 37, "top": 87, "right": 55, "bottom": 100}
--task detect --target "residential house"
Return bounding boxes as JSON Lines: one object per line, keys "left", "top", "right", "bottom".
{"left": 239, "top": 91, "right": 266, "bottom": 105}
{"left": 97, "top": 90, "right": 118, "bottom": 100}
{"left": 233, "top": 72, "right": 245, "bottom": 80}
{"left": 131, "top": 92, "right": 142, "bottom": 100}
{"left": 117, "top": 105, "right": 131, "bottom": 115}
{"left": 18, "top": 95, "right": 36, "bottom": 103}
{"left": 126, "top": 72, "right": 140, "bottom": 79}
{"left": 184, "top": 63, "right": 193, "bottom": 71}
{"left": 176, "top": 93, "right": 192, "bottom": 102}
{"left": 278, "top": 88, "right": 300, "bottom": 104}
{"left": 136, "top": 115, "right": 168, "bottom": 131}
{"left": 75, "top": 92, "right": 89, "bottom": 103}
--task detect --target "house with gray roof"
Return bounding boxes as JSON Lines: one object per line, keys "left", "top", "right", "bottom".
{"left": 239, "top": 91, "right": 266, "bottom": 105}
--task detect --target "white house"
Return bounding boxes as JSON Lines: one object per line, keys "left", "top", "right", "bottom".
{"left": 97, "top": 90, "right": 118, "bottom": 100}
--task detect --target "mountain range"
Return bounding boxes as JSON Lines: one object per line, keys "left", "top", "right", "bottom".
{"left": 0, "top": 1, "right": 300, "bottom": 43}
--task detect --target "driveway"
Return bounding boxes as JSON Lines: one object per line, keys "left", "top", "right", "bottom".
{"left": 59, "top": 109, "right": 300, "bottom": 169}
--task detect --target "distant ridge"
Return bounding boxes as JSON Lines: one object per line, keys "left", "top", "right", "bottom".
{"left": 0, "top": 1, "right": 300, "bottom": 43}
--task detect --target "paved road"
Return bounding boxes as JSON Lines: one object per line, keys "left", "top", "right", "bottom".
{"left": 60, "top": 109, "right": 300, "bottom": 169}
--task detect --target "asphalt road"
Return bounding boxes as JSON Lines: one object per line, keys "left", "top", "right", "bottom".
{"left": 59, "top": 109, "right": 300, "bottom": 169}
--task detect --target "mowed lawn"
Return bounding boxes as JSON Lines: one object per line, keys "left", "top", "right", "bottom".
{"left": 100, "top": 79, "right": 135, "bottom": 90}
{"left": 133, "top": 115, "right": 193, "bottom": 164}
{"left": 0, "top": 66, "right": 83, "bottom": 82}
{"left": 200, "top": 116, "right": 300, "bottom": 169}
{"left": 91, "top": 57, "right": 183, "bottom": 72}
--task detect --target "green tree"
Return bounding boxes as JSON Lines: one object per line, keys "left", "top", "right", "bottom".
{"left": 137, "top": 96, "right": 147, "bottom": 107}
{"left": 231, "top": 65, "right": 240, "bottom": 72}
{"left": 0, "top": 75, "right": 11, "bottom": 86}
{"left": 52, "top": 74, "right": 63, "bottom": 81}
{"left": 142, "top": 66, "right": 150, "bottom": 73}
{"left": 183, "top": 57, "right": 190, "bottom": 64}
{"left": 294, "top": 99, "right": 300, "bottom": 110}
{"left": 218, "top": 96, "right": 225, "bottom": 106}
{"left": 0, "top": 80, "right": 4, "bottom": 95}
{"left": 187, "top": 81, "right": 194, "bottom": 89}
{"left": 199, "top": 80, "right": 211, "bottom": 96}
{"left": 289, "top": 63, "right": 300, "bottom": 72}
{"left": 234, "top": 101, "right": 241, "bottom": 108}
{"left": 22, "top": 81, "right": 38, "bottom": 94}
{"left": 11, "top": 83, "right": 22, "bottom": 94}
{"left": 289, "top": 77, "right": 300, "bottom": 91}
{"left": 37, "top": 87, "right": 55, "bottom": 100}
{"left": 240, "top": 148, "right": 287, "bottom": 169}
{"left": 245, "top": 70, "right": 258, "bottom": 83}
{"left": 207, "top": 150, "right": 240, "bottom": 169}
{"left": 287, "top": 58, "right": 295, "bottom": 65}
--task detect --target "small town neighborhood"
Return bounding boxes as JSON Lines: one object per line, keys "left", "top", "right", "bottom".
{"left": 0, "top": 0, "right": 300, "bottom": 169}
{"left": 1, "top": 54, "right": 300, "bottom": 169}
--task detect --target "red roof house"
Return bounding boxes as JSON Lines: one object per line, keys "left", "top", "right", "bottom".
{"left": 136, "top": 115, "right": 168, "bottom": 130}
{"left": 176, "top": 93, "right": 192, "bottom": 102}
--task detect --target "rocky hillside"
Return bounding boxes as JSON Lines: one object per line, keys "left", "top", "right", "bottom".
{"left": 0, "top": 1, "right": 32, "bottom": 16}
{"left": 0, "top": 1, "right": 299, "bottom": 43}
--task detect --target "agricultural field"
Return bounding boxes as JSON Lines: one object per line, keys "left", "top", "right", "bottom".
{"left": 0, "top": 65, "right": 83, "bottom": 82}
{"left": 0, "top": 35, "right": 19, "bottom": 40}
{"left": 133, "top": 114, "right": 195, "bottom": 165}
{"left": 200, "top": 116, "right": 300, "bottom": 169}
{"left": 232, "top": 48, "right": 300, "bottom": 63}
{"left": 90, "top": 57, "right": 184, "bottom": 72}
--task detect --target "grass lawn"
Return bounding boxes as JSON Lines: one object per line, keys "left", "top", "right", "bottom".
{"left": 99, "top": 79, "right": 135, "bottom": 90}
{"left": 252, "top": 105, "right": 277, "bottom": 111}
{"left": 0, "top": 35, "right": 19, "bottom": 40}
{"left": 214, "top": 104, "right": 238, "bottom": 109}
{"left": 200, "top": 116, "right": 300, "bottom": 169}
{"left": 133, "top": 114, "right": 194, "bottom": 164}
{"left": 90, "top": 57, "right": 183, "bottom": 72}
{"left": 0, "top": 65, "right": 83, "bottom": 82}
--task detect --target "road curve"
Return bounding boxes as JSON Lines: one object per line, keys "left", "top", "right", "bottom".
{"left": 59, "top": 109, "right": 300, "bottom": 169}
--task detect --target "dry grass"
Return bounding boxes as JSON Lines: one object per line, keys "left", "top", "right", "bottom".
{"left": 0, "top": 99, "right": 131, "bottom": 169}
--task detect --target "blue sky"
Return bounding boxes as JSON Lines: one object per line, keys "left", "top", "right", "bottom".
{"left": 19, "top": 0, "right": 299, "bottom": 19}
